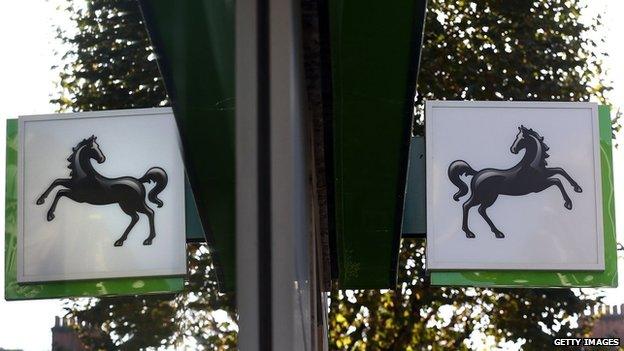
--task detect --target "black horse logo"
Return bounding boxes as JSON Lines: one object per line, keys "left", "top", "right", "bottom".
{"left": 448, "top": 125, "right": 582, "bottom": 239}
{"left": 36, "top": 135, "right": 168, "bottom": 247}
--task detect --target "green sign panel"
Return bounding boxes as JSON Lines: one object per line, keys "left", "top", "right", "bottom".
{"left": 429, "top": 105, "right": 617, "bottom": 288}
{"left": 4, "top": 119, "right": 184, "bottom": 300}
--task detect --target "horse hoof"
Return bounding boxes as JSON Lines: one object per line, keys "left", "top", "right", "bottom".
{"left": 143, "top": 239, "right": 153, "bottom": 245}
{"left": 494, "top": 232, "right": 505, "bottom": 238}
{"left": 574, "top": 186, "right": 582, "bottom": 193}
{"left": 47, "top": 213, "right": 55, "bottom": 221}
{"left": 114, "top": 240, "right": 124, "bottom": 247}
{"left": 36, "top": 197, "right": 45, "bottom": 205}
{"left": 564, "top": 202, "right": 572, "bottom": 210}
{"left": 465, "top": 232, "right": 475, "bottom": 238}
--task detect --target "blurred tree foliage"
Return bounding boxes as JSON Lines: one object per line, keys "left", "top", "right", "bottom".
{"left": 53, "top": 1, "right": 236, "bottom": 350}
{"left": 411, "top": 0, "right": 610, "bottom": 135}
{"left": 54, "top": 0, "right": 610, "bottom": 350}
{"left": 330, "top": 0, "right": 609, "bottom": 350}
{"left": 53, "top": 0, "right": 167, "bottom": 110}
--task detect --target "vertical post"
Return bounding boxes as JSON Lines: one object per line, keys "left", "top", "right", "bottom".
{"left": 269, "top": 0, "right": 311, "bottom": 349}
{"left": 236, "top": 0, "right": 318, "bottom": 349}
{"left": 235, "top": 0, "right": 261, "bottom": 348}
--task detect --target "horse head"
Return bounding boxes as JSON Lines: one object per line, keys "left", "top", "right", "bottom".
{"left": 510, "top": 125, "right": 550, "bottom": 168}
{"left": 86, "top": 135, "right": 106, "bottom": 164}
{"left": 67, "top": 135, "right": 106, "bottom": 178}
{"left": 510, "top": 125, "right": 528, "bottom": 154}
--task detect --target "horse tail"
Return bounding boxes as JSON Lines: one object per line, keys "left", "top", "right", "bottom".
{"left": 139, "top": 167, "right": 168, "bottom": 208}
{"left": 448, "top": 160, "right": 476, "bottom": 201}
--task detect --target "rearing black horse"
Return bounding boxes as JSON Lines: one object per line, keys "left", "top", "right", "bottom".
{"left": 448, "top": 125, "right": 582, "bottom": 239}
{"left": 36, "top": 135, "right": 168, "bottom": 246}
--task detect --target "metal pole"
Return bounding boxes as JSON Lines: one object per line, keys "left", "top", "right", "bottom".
{"left": 235, "top": 0, "right": 262, "bottom": 347}
{"left": 269, "top": 0, "right": 312, "bottom": 348}
{"left": 236, "top": 0, "right": 317, "bottom": 349}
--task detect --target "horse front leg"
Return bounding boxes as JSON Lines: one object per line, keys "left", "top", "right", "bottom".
{"left": 546, "top": 167, "right": 582, "bottom": 193}
{"left": 37, "top": 178, "right": 71, "bottom": 205}
{"left": 544, "top": 178, "right": 573, "bottom": 210}
{"left": 46, "top": 189, "right": 74, "bottom": 221}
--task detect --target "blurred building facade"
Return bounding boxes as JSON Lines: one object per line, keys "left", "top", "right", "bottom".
{"left": 51, "top": 316, "right": 84, "bottom": 351}
{"left": 590, "top": 304, "right": 624, "bottom": 339}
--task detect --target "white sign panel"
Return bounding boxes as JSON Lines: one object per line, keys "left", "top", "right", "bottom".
{"left": 426, "top": 101, "right": 604, "bottom": 271}
{"left": 18, "top": 108, "right": 187, "bottom": 283}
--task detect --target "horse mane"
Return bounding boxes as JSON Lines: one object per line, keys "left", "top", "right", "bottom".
{"left": 67, "top": 136, "right": 95, "bottom": 177}
{"left": 521, "top": 126, "right": 550, "bottom": 167}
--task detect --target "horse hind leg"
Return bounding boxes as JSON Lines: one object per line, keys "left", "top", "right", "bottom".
{"left": 462, "top": 197, "right": 477, "bottom": 238}
{"left": 139, "top": 204, "right": 156, "bottom": 245}
{"left": 114, "top": 212, "right": 139, "bottom": 247}
{"left": 478, "top": 199, "right": 504, "bottom": 238}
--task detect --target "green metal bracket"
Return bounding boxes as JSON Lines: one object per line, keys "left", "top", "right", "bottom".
{"left": 402, "top": 136, "right": 426, "bottom": 237}
{"left": 329, "top": 0, "right": 428, "bottom": 289}
{"left": 139, "top": 1, "right": 236, "bottom": 291}
{"left": 185, "top": 176, "right": 206, "bottom": 242}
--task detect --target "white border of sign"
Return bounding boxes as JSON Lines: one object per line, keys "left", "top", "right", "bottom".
{"left": 425, "top": 101, "right": 604, "bottom": 271}
{"left": 17, "top": 107, "right": 187, "bottom": 283}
